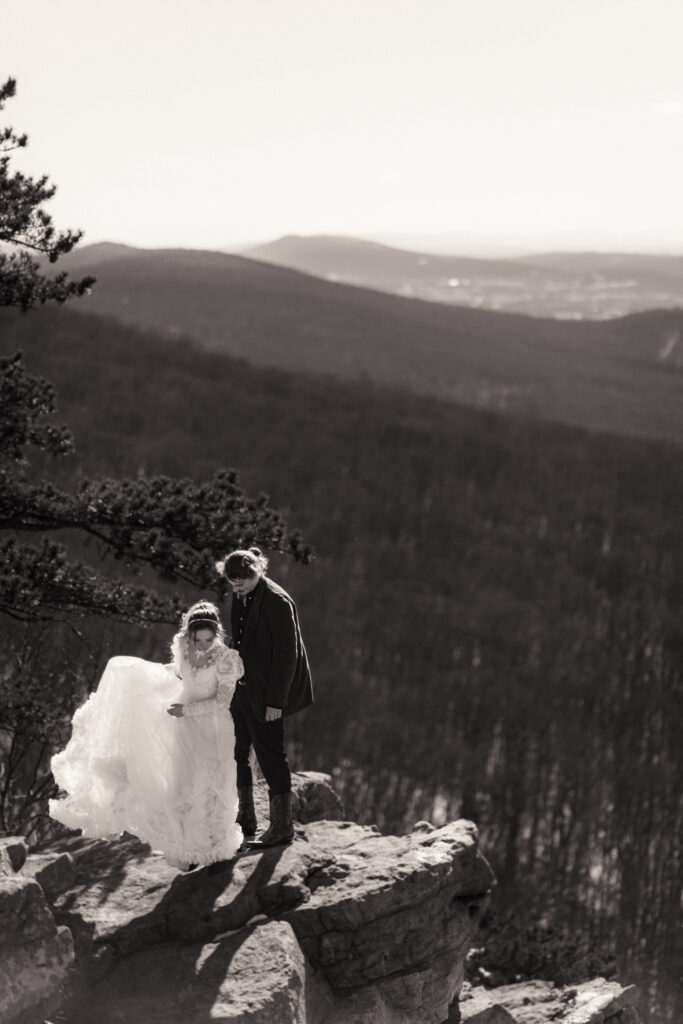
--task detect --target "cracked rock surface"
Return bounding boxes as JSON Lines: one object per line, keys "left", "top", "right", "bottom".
{"left": 2, "top": 773, "right": 641, "bottom": 1024}
{"left": 13, "top": 774, "right": 492, "bottom": 1023}
{"left": 47, "top": 815, "right": 492, "bottom": 1023}
{"left": 0, "top": 838, "right": 74, "bottom": 1024}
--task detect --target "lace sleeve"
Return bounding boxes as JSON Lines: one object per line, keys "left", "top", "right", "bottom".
{"left": 182, "top": 679, "right": 233, "bottom": 716}
{"left": 216, "top": 646, "right": 244, "bottom": 682}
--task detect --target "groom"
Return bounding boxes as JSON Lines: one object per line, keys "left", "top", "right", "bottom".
{"left": 223, "top": 547, "right": 313, "bottom": 846}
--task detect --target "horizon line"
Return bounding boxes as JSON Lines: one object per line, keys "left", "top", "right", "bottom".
{"left": 75, "top": 234, "right": 683, "bottom": 260}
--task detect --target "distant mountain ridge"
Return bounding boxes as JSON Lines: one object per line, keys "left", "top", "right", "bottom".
{"left": 515, "top": 250, "right": 683, "bottom": 278}
{"left": 243, "top": 233, "right": 539, "bottom": 281}
{"left": 240, "top": 234, "right": 683, "bottom": 319}
{"left": 54, "top": 242, "right": 683, "bottom": 443}
{"left": 58, "top": 241, "right": 142, "bottom": 268}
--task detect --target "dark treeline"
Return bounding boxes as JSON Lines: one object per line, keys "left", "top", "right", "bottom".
{"left": 2, "top": 306, "right": 682, "bottom": 1022}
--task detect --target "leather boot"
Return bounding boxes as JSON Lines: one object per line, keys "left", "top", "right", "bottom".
{"left": 236, "top": 784, "right": 257, "bottom": 837}
{"left": 248, "top": 791, "right": 294, "bottom": 847}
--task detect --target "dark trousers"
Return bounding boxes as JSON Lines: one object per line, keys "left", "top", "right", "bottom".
{"left": 231, "top": 685, "right": 291, "bottom": 795}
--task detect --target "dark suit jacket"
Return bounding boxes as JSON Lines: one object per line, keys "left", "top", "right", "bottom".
{"left": 231, "top": 576, "right": 313, "bottom": 723}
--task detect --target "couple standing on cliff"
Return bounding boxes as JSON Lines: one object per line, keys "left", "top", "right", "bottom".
{"left": 50, "top": 548, "right": 313, "bottom": 872}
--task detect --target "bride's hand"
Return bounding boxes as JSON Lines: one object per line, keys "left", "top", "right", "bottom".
{"left": 167, "top": 703, "right": 185, "bottom": 717}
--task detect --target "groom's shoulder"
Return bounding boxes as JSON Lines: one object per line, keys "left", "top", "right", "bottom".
{"left": 263, "top": 576, "right": 294, "bottom": 605}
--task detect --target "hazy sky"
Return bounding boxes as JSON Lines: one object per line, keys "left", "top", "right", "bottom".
{"left": 3, "top": 0, "right": 683, "bottom": 253}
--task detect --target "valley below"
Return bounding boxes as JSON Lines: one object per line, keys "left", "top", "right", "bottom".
{"left": 2, "top": 243, "right": 681, "bottom": 1021}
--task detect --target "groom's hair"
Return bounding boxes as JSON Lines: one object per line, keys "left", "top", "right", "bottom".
{"left": 223, "top": 547, "right": 269, "bottom": 580}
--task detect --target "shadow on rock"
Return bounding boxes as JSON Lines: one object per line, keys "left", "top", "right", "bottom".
{"left": 54, "top": 843, "right": 294, "bottom": 1022}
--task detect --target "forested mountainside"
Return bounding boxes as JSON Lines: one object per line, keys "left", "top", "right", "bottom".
{"left": 2, "top": 302, "right": 681, "bottom": 1021}
{"left": 55, "top": 245, "right": 683, "bottom": 443}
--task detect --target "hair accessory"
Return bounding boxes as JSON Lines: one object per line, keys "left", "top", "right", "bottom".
{"left": 188, "top": 607, "right": 218, "bottom": 625}
{"left": 185, "top": 602, "right": 221, "bottom": 633}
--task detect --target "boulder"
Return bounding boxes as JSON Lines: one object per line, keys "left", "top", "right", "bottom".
{"left": 45, "top": 815, "right": 492, "bottom": 1024}
{"left": 252, "top": 770, "right": 345, "bottom": 828}
{"left": 21, "top": 849, "right": 77, "bottom": 902}
{"left": 0, "top": 836, "right": 28, "bottom": 875}
{"left": 82, "top": 920, "right": 336, "bottom": 1024}
{"left": 454, "top": 983, "right": 516, "bottom": 1023}
{"left": 0, "top": 875, "right": 74, "bottom": 1024}
{"left": 290, "top": 771, "right": 345, "bottom": 823}
{"left": 3, "top": 771, "right": 643, "bottom": 1024}
{"left": 282, "top": 820, "right": 491, "bottom": 987}
{"left": 486, "top": 978, "right": 641, "bottom": 1024}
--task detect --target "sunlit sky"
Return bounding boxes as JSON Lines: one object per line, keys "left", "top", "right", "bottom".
{"left": 4, "top": 0, "right": 683, "bottom": 254}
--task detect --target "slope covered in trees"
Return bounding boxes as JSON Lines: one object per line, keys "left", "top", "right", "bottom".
{"left": 3, "top": 304, "right": 681, "bottom": 1021}
{"left": 56, "top": 244, "right": 683, "bottom": 443}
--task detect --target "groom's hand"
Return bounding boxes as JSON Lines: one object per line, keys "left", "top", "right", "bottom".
{"left": 265, "top": 706, "right": 282, "bottom": 721}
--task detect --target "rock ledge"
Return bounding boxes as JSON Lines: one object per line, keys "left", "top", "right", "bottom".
{"left": 0, "top": 773, "right": 640, "bottom": 1024}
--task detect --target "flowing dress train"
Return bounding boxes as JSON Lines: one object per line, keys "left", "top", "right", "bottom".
{"left": 50, "top": 641, "right": 244, "bottom": 866}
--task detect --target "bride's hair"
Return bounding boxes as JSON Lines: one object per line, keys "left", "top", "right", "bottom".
{"left": 216, "top": 546, "right": 269, "bottom": 580}
{"left": 176, "top": 601, "right": 225, "bottom": 643}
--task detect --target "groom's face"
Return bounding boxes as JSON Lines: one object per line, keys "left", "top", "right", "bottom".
{"left": 228, "top": 573, "right": 259, "bottom": 598}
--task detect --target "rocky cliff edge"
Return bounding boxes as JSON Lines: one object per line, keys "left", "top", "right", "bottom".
{"left": 0, "top": 772, "right": 640, "bottom": 1024}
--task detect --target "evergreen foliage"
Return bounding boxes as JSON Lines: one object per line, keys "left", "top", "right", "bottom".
{"left": 0, "top": 350, "right": 311, "bottom": 627}
{"left": 0, "top": 78, "right": 95, "bottom": 310}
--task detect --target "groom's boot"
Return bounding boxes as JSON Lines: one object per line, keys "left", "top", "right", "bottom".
{"left": 248, "top": 791, "right": 294, "bottom": 847}
{"left": 236, "top": 785, "right": 257, "bottom": 838}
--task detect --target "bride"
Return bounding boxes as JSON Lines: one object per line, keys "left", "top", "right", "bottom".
{"left": 50, "top": 601, "right": 244, "bottom": 870}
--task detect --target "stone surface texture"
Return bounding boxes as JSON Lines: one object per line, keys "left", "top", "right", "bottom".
{"left": 482, "top": 979, "right": 642, "bottom": 1024}
{"left": 0, "top": 774, "right": 641, "bottom": 1024}
{"left": 0, "top": 872, "right": 74, "bottom": 1024}
{"left": 46, "top": 814, "right": 492, "bottom": 1024}
{"left": 253, "top": 770, "right": 345, "bottom": 831}
{"left": 0, "top": 835, "right": 28, "bottom": 875}
{"left": 455, "top": 984, "right": 517, "bottom": 1023}
{"left": 83, "top": 920, "right": 336, "bottom": 1024}
{"left": 21, "top": 849, "right": 77, "bottom": 902}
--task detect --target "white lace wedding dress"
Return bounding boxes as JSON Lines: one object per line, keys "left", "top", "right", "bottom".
{"left": 50, "top": 638, "right": 244, "bottom": 867}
